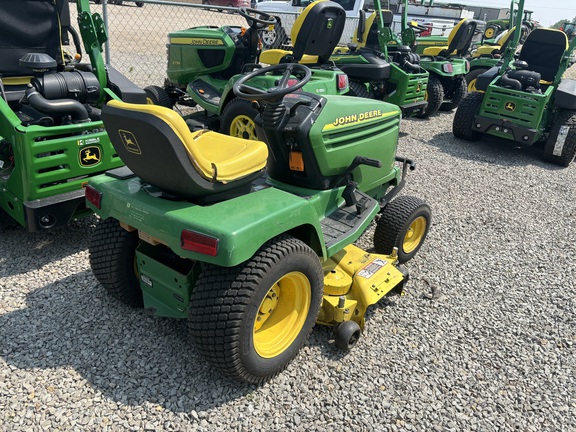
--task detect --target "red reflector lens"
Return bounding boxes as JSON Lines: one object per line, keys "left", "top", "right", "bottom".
{"left": 337, "top": 74, "right": 349, "bottom": 90}
{"left": 85, "top": 185, "right": 102, "bottom": 209}
{"left": 181, "top": 230, "right": 219, "bottom": 256}
{"left": 443, "top": 63, "right": 454, "bottom": 73}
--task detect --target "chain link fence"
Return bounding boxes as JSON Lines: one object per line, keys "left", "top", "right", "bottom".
{"left": 69, "top": 0, "right": 361, "bottom": 88}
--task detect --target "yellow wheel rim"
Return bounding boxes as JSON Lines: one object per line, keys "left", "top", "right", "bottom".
{"left": 424, "top": 88, "right": 429, "bottom": 101}
{"left": 403, "top": 216, "right": 427, "bottom": 254}
{"left": 485, "top": 27, "right": 495, "bottom": 39}
{"left": 146, "top": 97, "right": 154, "bottom": 105}
{"left": 253, "top": 271, "right": 311, "bottom": 358}
{"left": 467, "top": 78, "right": 478, "bottom": 92}
{"left": 229, "top": 114, "right": 257, "bottom": 140}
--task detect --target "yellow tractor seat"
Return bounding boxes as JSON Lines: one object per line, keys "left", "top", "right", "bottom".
{"left": 352, "top": 10, "right": 394, "bottom": 49}
{"left": 472, "top": 27, "right": 517, "bottom": 58}
{"left": 258, "top": 0, "right": 346, "bottom": 66}
{"left": 102, "top": 100, "right": 268, "bottom": 201}
{"left": 422, "top": 18, "right": 477, "bottom": 57}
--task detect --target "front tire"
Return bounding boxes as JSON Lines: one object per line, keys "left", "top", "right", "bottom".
{"left": 439, "top": 76, "right": 467, "bottom": 111}
{"left": 543, "top": 110, "right": 576, "bottom": 167}
{"left": 452, "top": 91, "right": 484, "bottom": 141}
{"left": 374, "top": 196, "right": 431, "bottom": 264}
{"left": 415, "top": 74, "right": 444, "bottom": 118}
{"left": 89, "top": 218, "right": 143, "bottom": 308}
{"left": 188, "top": 235, "right": 323, "bottom": 384}
{"left": 220, "top": 98, "right": 259, "bottom": 140}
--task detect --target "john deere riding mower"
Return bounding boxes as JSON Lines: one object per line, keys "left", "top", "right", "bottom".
{"left": 86, "top": 59, "right": 431, "bottom": 383}
{"left": 465, "top": 26, "right": 519, "bottom": 92}
{"left": 482, "top": 0, "right": 534, "bottom": 43}
{"left": 453, "top": 0, "right": 576, "bottom": 167}
{"left": 0, "top": 0, "right": 144, "bottom": 231}
{"left": 414, "top": 17, "right": 477, "bottom": 115}
{"left": 322, "top": 1, "right": 429, "bottom": 118}
{"left": 147, "top": 3, "right": 350, "bottom": 139}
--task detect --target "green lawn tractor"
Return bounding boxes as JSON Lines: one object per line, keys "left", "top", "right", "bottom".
{"left": 482, "top": 0, "right": 534, "bottom": 43}
{"left": 147, "top": 2, "right": 350, "bottom": 139}
{"left": 85, "top": 61, "right": 431, "bottom": 384}
{"left": 559, "top": 22, "right": 576, "bottom": 42}
{"left": 0, "top": 0, "right": 145, "bottom": 231}
{"left": 453, "top": 0, "right": 576, "bottom": 167}
{"left": 403, "top": 12, "right": 477, "bottom": 115}
{"left": 465, "top": 26, "right": 519, "bottom": 92}
{"left": 320, "top": 1, "right": 429, "bottom": 118}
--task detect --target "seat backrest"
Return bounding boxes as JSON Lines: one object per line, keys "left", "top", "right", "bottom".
{"left": 496, "top": 26, "right": 516, "bottom": 52}
{"left": 445, "top": 18, "right": 477, "bottom": 57}
{"left": 353, "top": 11, "right": 394, "bottom": 49}
{"left": 518, "top": 28, "right": 568, "bottom": 82}
{"left": 0, "top": 0, "right": 70, "bottom": 77}
{"left": 290, "top": 0, "right": 346, "bottom": 64}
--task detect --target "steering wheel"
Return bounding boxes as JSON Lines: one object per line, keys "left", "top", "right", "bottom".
{"left": 408, "top": 21, "right": 431, "bottom": 34}
{"left": 238, "top": 8, "right": 276, "bottom": 29}
{"left": 234, "top": 63, "right": 312, "bottom": 103}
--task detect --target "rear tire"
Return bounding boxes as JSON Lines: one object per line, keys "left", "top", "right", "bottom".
{"left": 135, "top": 1, "right": 144, "bottom": 6}
{"left": 415, "top": 74, "right": 443, "bottom": 118}
{"left": 188, "top": 235, "right": 323, "bottom": 384}
{"left": 89, "top": 218, "right": 143, "bottom": 308}
{"left": 439, "top": 76, "right": 467, "bottom": 111}
{"left": 452, "top": 91, "right": 484, "bottom": 141}
{"left": 543, "top": 110, "right": 576, "bottom": 167}
{"left": 261, "top": 25, "right": 287, "bottom": 49}
{"left": 144, "top": 85, "right": 173, "bottom": 108}
{"left": 221, "top": 98, "right": 259, "bottom": 140}
{"left": 347, "top": 80, "right": 372, "bottom": 98}
{"left": 465, "top": 68, "right": 489, "bottom": 93}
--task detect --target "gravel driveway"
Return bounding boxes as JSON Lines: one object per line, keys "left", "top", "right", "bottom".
{"left": 1, "top": 3, "right": 575, "bottom": 430}
{"left": 1, "top": 106, "right": 575, "bottom": 431}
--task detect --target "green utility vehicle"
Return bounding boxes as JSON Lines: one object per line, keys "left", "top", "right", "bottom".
{"left": 147, "top": 2, "right": 349, "bottom": 139}
{"left": 86, "top": 62, "right": 431, "bottom": 384}
{"left": 401, "top": 9, "right": 476, "bottom": 115}
{"left": 0, "top": 0, "right": 144, "bottom": 231}
{"left": 453, "top": 0, "right": 576, "bottom": 167}
{"left": 326, "top": 0, "right": 429, "bottom": 117}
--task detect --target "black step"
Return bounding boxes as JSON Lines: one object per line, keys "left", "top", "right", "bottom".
{"left": 320, "top": 190, "right": 378, "bottom": 248}
{"left": 188, "top": 79, "right": 221, "bottom": 107}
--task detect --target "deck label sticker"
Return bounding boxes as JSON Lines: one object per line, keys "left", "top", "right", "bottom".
{"left": 357, "top": 258, "right": 388, "bottom": 279}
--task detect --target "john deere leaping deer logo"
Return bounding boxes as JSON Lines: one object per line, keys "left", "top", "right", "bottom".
{"left": 505, "top": 101, "right": 516, "bottom": 112}
{"left": 416, "top": 83, "right": 422, "bottom": 94}
{"left": 119, "top": 130, "right": 141, "bottom": 155}
{"left": 79, "top": 146, "right": 101, "bottom": 167}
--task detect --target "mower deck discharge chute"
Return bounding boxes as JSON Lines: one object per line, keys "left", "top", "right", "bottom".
{"left": 87, "top": 60, "right": 431, "bottom": 384}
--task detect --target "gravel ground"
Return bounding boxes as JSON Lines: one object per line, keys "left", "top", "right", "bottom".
{"left": 1, "top": 105, "right": 575, "bottom": 431}
{"left": 2, "top": 4, "right": 576, "bottom": 430}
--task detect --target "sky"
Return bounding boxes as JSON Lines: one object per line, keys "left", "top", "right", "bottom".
{"left": 434, "top": 0, "right": 576, "bottom": 27}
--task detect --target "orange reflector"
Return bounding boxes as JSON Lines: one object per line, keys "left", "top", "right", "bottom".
{"left": 199, "top": 89, "right": 205, "bottom": 94}
{"left": 85, "top": 185, "right": 102, "bottom": 209}
{"left": 289, "top": 151, "right": 304, "bottom": 171}
{"left": 181, "top": 230, "right": 219, "bottom": 256}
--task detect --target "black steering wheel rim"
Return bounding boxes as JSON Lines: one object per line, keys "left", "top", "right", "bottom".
{"left": 233, "top": 63, "right": 312, "bottom": 102}
{"left": 238, "top": 7, "right": 276, "bottom": 29}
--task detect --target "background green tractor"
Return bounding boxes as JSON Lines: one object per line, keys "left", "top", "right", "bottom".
{"left": 482, "top": 0, "right": 534, "bottom": 43}
{"left": 0, "top": 0, "right": 144, "bottom": 231}
{"left": 405, "top": 14, "right": 477, "bottom": 116}
{"left": 147, "top": 2, "right": 350, "bottom": 139}
{"left": 85, "top": 61, "right": 431, "bottom": 384}
{"left": 453, "top": 0, "right": 576, "bottom": 167}
{"left": 323, "top": 0, "right": 429, "bottom": 118}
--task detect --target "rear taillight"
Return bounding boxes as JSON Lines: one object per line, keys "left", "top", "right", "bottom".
{"left": 337, "top": 74, "right": 349, "bottom": 91}
{"left": 181, "top": 230, "right": 219, "bottom": 256}
{"left": 85, "top": 185, "right": 102, "bottom": 209}
{"left": 442, "top": 63, "right": 454, "bottom": 73}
